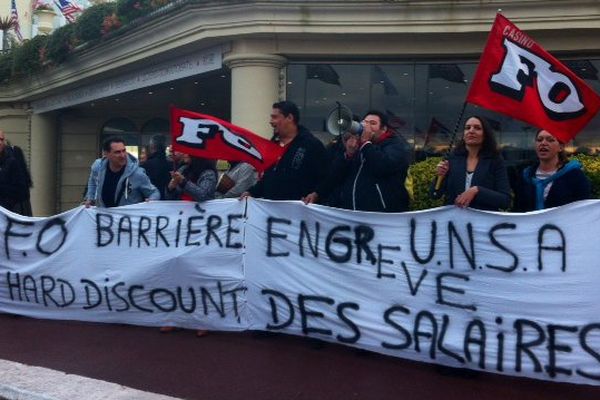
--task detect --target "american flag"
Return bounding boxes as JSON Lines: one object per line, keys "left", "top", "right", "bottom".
{"left": 10, "top": 0, "right": 23, "bottom": 41}
{"left": 53, "top": 0, "right": 81, "bottom": 23}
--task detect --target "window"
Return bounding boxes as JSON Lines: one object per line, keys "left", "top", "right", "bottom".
{"left": 287, "top": 59, "right": 600, "bottom": 165}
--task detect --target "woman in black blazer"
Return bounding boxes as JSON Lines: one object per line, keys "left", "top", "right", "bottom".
{"left": 430, "top": 115, "right": 511, "bottom": 211}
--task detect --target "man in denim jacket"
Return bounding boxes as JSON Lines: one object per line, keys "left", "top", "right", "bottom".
{"left": 92, "top": 136, "right": 160, "bottom": 208}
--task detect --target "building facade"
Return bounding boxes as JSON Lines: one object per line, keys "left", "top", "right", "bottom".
{"left": 1, "top": 0, "right": 599, "bottom": 215}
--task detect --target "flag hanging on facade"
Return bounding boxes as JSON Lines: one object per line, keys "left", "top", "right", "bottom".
{"left": 428, "top": 64, "right": 466, "bottom": 85}
{"left": 306, "top": 65, "right": 341, "bottom": 86}
{"left": 563, "top": 60, "right": 599, "bottom": 82}
{"left": 385, "top": 109, "right": 406, "bottom": 129}
{"left": 423, "top": 117, "right": 451, "bottom": 147}
{"left": 466, "top": 13, "right": 600, "bottom": 143}
{"left": 306, "top": 64, "right": 341, "bottom": 86}
{"left": 372, "top": 66, "right": 399, "bottom": 95}
{"left": 53, "top": 0, "right": 81, "bottom": 22}
{"left": 10, "top": 0, "right": 23, "bottom": 41}
{"left": 170, "top": 107, "right": 287, "bottom": 173}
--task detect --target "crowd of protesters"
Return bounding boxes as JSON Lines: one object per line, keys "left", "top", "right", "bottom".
{"left": 0, "top": 100, "right": 592, "bottom": 218}
{"left": 0, "top": 101, "right": 593, "bottom": 345}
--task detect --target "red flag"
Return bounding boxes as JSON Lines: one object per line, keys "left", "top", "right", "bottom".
{"left": 466, "top": 14, "right": 600, "bottom": 143}
{"left": 170, "top": 107, "right": 286, "bottom": 173}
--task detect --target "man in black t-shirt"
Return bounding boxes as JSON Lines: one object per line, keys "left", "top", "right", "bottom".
{"left": 101, "top": 159, "right": 125, "bottom": 207}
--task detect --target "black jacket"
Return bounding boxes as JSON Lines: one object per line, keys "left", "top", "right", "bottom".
{"left": 514, "top": 161, "right": 591, "bottom": 211}
{"left": 324, "top": 134, "right": 410, "bottom": 212}
{"left": 0, "top": 147, "right": 29, "bottom": 212}
{"left": 249, "top": 126, "right": 328, "bottom": 200}
{"left": 430, "top": 152, "right": 511, "bottom": 211}
{"left": 141, "top": 151, "right": 172, "bottom": 200}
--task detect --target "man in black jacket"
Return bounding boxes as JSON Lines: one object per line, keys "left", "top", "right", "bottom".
{"left": 0, "top": 130, "right": 30, "bottom": 213}
{"left": 141, "top": 135, "right": 172, "bottom": 199}
{"left": 305, "top": 110, "right": 410, "bottom": 212}
{"left": 242, "top": 101, "right": 328, "bottom": 201}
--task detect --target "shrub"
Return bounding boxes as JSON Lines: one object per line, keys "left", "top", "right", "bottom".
{"left": 0, "top": 52, "right": 13, "bottom": 84}
{"left": 101, "top": 13, "right": 123, "bottom": 37}
{"left": 408, "top": 156, "right": 444, "bottom": 211}
{"left": 11, "top": 35, "right": 49, "bottom": 77}
{"left": 116, "top": 0, "right": 153, "bottom": 25}
{"left": 571, "top": 154, "right": 600, "bottom": 198}
{"left": 46, "top": 23, "right": 78, "bottom": 64}
{"left": 75, "top": 3, "right": 117, "bottom": 43}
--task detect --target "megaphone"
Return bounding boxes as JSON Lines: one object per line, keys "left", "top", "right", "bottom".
{"left": 326, "top": 102, "right": 363, "bottom": 136}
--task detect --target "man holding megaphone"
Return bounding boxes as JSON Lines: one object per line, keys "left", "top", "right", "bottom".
{"left": 304, "top": 110, "right": 410, "bottom": 212}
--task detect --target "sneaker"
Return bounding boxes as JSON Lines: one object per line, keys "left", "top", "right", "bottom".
{"left": 196, "top": 330, "right": 208, "bottom": 337}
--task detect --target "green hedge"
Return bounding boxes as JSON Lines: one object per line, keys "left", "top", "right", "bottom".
{"left": 0, "top": 51, "right": 13, "bottom": 84}
{"left": 408, "top": 154, "right": 600, "bottom": 211}
{"left": 116, "top": 0, "right": 153, "bottom": 25}
{"left": 46, "top": 23, "right": 78, "bottom": 64}
{"left": 11, "top": 35, "right": 49, "bottom": 77}
{"left": 1, "top": 0, "right": 179, "bottom": 84}
{"left": 75, "top": 3, "right": 117, "bottom": 43}
{"left": 571, "top": 154, "right": 600, "bottom": 198}
{"left": 408, "top": 156, "right": 444, "bottom": 211}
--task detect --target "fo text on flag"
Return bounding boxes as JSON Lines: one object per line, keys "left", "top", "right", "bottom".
{"left": 170, "top": 107, "right": 286, "bottom": 173}
{"left": 466, "top": 13, "right": 600, "bottom": 142}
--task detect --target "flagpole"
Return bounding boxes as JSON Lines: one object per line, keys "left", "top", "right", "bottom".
{"left": 411, "top": 63, "right": 417, "bottom": 161}
{"left": 434, "top": 101, "right": 467, "bottom": 191}
{"left": 425, "top": 66, "right": 431, "bottom": 150}
{"left": 303, "top": 66, "right": 309, "bottom": 123}
{"left": 368, "top": 65, "right": 374, "bottom": 109}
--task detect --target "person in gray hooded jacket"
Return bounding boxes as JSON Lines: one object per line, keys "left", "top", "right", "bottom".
{"left": 92, "top": 136, "right": 160, "bottom": 208}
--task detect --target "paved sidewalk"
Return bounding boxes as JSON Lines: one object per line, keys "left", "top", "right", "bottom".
{"left": 0, "top": 314, "right": 599, "bottom": 400}
{"left": 0, "top": 359, "right": 179, "bottom": 400}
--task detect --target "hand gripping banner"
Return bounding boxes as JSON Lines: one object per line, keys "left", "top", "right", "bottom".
{"left": 170, "top": 106, "right": 286, "bottom": 172}
{"left": 466, "top": 14, "right": 600, "bottom": 142}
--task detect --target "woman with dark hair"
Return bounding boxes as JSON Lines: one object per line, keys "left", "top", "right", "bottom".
{"left": 430, "top": 115, "right": 511, "bottom": 211}
{"left": 164, "top": 153, "right": 217, "bottom": 337}
{"left": 166, "top": 154, "right": 217, "bottom": 203}
{"left": 514, "top": 129, "right": 591, "bottom": 211}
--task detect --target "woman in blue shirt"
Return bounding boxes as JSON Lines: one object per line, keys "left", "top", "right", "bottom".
{"left": 515, "top": 129, "right": 591, "bottom": 211}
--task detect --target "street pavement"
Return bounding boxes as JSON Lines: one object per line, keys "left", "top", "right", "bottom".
{"left": 0, "top": 313, "right": 598, "bottom": 400}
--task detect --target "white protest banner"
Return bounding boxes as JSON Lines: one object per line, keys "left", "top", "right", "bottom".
{"left": 0, "top": 200, "right": 248, "bottom": 331}
{"left": 244, "top": 199, "right": 600, "bottom": 386}
{"left": 1, "top": 198, "right": 600, "bottom": 386}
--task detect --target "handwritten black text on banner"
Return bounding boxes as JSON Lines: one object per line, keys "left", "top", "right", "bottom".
{"left": 1, "top": 200, "right": 599, "bottom": 385}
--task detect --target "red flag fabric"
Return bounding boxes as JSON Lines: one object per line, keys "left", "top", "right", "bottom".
{"left": 466, "top": 13, "right": 600, "bottom": 143}
{"left": 170, "top": 107, "right": 285, "bottom": 172}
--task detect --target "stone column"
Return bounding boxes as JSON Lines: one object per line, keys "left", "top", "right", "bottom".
{"left": 30, "top": 112, "right": 57, "bottom": 216}
{"left": 224, "top": 53, "right": 287, "bottom": 138}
